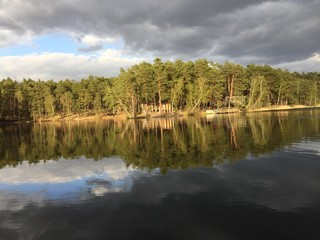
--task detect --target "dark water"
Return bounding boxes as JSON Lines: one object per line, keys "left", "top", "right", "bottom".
{"left": 0, "top": 110, "right": 320, "bottom": 240}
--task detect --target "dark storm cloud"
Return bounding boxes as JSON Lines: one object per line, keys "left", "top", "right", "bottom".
{"left": 213, "top": 0, "right": 320, "bottom": 63}
{"left": 0, "top": 0, "right": 319, "bottom": 65}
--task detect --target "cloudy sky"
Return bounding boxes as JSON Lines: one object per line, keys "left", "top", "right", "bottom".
{"left": 0, "top": 0, "right": 319, "bottom": 80}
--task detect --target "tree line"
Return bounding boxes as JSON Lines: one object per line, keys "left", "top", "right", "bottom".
{"left": 1, "top": 58, "right": 320, "bottom": 120}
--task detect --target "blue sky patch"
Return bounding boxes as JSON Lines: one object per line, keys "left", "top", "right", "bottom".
{"left": 0, "top": 35, "right": 78, "bottom": 56}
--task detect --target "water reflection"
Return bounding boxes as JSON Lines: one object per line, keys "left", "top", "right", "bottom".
{"left": 0, "top": 110, "right": 319, "bottom": 171}
{"left": 0, "top": 110, "right": 320, "bottom": 239}
{"left": 0, "top": 157, "right": 151, "bottom": 210}
{"left": 1, "top": 143, "right": 320, "bottom": 239}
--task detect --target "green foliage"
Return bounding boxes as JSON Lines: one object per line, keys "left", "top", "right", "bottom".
{"left": 0, "top": 59, "right": 319, "bottom": 121}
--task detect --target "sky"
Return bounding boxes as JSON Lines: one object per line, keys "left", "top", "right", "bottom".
{"left": 0, "top": 0, "right": 319, "bottom": 81}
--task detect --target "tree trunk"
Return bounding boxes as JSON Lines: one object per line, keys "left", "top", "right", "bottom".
{"left": 158, "top": 87, "right": 162, "bottom": 113}
{"left": 277, "top": 84, "right": 282, "bottom": 106}
{"left": 228, "top": 76, "right": 235, "bottom": 109}
{"left": 131, "top": 95, "right": 136, "bottom": 117}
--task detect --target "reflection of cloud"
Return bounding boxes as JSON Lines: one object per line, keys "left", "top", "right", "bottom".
{"left": 91, "top": 186, "right": 109, "bottom": 196}
{"left": 1, "top": 142, "right": 320, "bottom": 213}
{"left": 0, "top": 157, "right": 144, "bottom": 211}
{"left": 86, "top": 179, "right": 112, "bottom": 187}
{"left": 1, "top": 142, "right": 320, "bottom": 240}
{"left": 212, "top": 148, "right": 320, "bottom": 211}
{"left": 289, "top": 141, "right": 320, "bottom": 156}
{"left": 86, "top": 178, "right": 133, "bottom": 196}
{"left": 0, "top": 191, "right": 45, "bottom": 211}
{"left": 117, "top": 143, "right": 320, "bottom": 211}
{"left": 0, "top": 157, "right": 133, "bottom": 184}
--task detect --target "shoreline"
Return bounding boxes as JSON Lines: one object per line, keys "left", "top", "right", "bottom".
{"left": 245, "top": 104, "right": 320, "bottom": 113}
{"left": 1, "top": 105, "right": 320, "bottom": 124}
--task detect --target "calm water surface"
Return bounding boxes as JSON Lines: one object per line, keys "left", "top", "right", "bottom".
{"left": 0, "top": 110, "right": 320, "bottom": 240}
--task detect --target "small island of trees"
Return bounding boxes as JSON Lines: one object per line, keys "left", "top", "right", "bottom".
{"left": 0, "top": 58, "right": 319, "bottom": 121}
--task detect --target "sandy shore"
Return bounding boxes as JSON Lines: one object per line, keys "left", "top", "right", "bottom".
{"left": 246, "top": 105, "right": 320, "bottom": 113}
{"left": 38, "top": 105, "right": 320, "bottom": 121}
{"left": 38, "top": 113, "right": 127, "bottom": 122}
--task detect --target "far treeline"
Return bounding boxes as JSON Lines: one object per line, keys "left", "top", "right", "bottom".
{"left": 0, "top": 58, "right": 320, "bottom": 121}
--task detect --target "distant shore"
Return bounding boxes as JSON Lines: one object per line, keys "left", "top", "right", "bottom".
{"left": 30, "top": 104, "right": 320, "bottom": 121}
{"left": 1, "top": 105, "right": 320, "bottom": 124}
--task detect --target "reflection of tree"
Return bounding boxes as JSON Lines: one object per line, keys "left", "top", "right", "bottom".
{"left": 0, "top": 110, "right": 319, "bottom": 171}
{"left": 248, "top": 115, "right": 267, "bottom": 147}
{"left": 226, "top": 115, "right": 239, "bottom": 150}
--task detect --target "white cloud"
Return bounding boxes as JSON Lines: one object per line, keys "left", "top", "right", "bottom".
{"left": 0, "top": 50, "right": 145, "bottom": 80}
{"left": 81, "top": 34, "right": 103, "bottom": 46}
{"left": 0, "top": 28, "right": 34, "bottom": 48}
{"left": 0, "top": 0, "right": 319, "bottom": 74}
{"left": 77, "top": 34, "right": 106, "bottom": 52}
{"left": 275, "top": 53, "right": 320, "bottom": 72}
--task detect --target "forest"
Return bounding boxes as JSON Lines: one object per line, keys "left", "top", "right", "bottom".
{"left": 0, "top": 58, "right": 320, "bottom": 121}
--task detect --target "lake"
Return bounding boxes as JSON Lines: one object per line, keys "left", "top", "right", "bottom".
{"left": 0, "top": 110, "right": 320, "bottom": 240}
